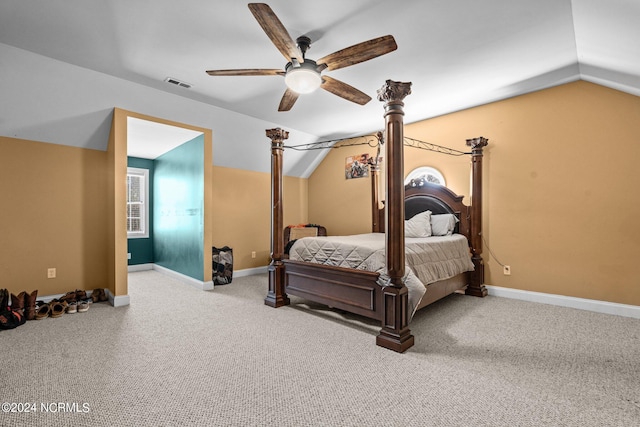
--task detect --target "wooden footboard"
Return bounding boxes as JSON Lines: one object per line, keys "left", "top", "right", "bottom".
{"left": 283, "top": 259, "right": 384, "bottom": 321}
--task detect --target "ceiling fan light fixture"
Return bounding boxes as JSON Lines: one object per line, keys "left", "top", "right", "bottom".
{"left": 284, "top": 61, "right": 321, "bottom": 94}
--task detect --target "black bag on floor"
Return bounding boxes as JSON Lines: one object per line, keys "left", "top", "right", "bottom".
{"left": 212, "top": 246, "right": 233, "bottom": 285}
{"left": 0, "top": 309, "right": 26, "bottom": 330}
{"left": 0, "top": 289, "right": 26, "bottom": 330}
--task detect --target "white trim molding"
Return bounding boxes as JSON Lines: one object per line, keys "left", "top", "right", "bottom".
{"left": 233, "top": 266, "right": 268, "bottom": 277}
{"left": 128, "top": 263, "right": 153, "bottom": 272}
{"left": 152, "top": 264, "right": 214, "bottom": 291}
{"left": 486, "top": 285, "right": 640, "bottom": 319}
{"left": 105, "top": 288, "right": 130, "bottom": 308}
{"left": 127, "top": 263, "right": 267, "bottom": 291}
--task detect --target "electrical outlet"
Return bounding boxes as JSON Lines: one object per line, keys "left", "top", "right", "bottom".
{"left": 503, "top": 265, "right": 511, "bottom": 275}
{"left": 251, "top": 251, "right": 256, "bottom": 259}
{"left": 47, "top": 268, "right": 56, "bottom": 279}
{"left": 128, "top": 253, "right": 132, "bottom": 260}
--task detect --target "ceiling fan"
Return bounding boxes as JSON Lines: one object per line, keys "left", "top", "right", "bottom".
{"left": 205, "top": 3, "right": 398, "bottom": 111}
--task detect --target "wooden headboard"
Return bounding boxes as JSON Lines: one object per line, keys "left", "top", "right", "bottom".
{"left": 377, "top": 178, "right": 471, "bottom": 243}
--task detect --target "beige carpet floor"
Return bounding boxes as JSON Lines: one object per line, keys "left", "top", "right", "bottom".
{"left": 1, "top": 270, "right": 639, "bottom": 426}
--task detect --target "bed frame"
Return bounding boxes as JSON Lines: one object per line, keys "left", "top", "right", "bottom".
{"left": 264, "top": 80, "right": 488, "bottom": 352}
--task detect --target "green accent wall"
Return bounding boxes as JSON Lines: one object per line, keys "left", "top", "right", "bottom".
{"left": 153, "top": 135, "right": 205, "bottom": 281}
{"left": 127, "top": 157, "right": 154, "bottom": 265}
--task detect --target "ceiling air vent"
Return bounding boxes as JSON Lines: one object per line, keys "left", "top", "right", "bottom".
{"left": 164, "top": 77, "right": 193, "bottom": 89}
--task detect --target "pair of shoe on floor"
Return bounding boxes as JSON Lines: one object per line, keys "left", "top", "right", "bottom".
{"left": 39, "top": 287, "right": 107, "bottom": 319}
{"left": 1, "top": 287, "right": 109, "bottom": 324}
{"left": 35, "top": 298, "right": 89, "bottom": 319}
{"left": 8, "top": 290, "right": 38, "bottom": 320}
{"left": 63, "top": 299, "right": 91, "bottom": 315}
{"left": 91, "top": 288, "right": 108, "bottom": 303}
{"left": 35, "top": 300, "right": 68, "bottom": 319}
{"left": 59, "top": 288, "right": 107, "bottom": 305}
{"left": 39, "top": 288, "right": 100, "bottom": 319}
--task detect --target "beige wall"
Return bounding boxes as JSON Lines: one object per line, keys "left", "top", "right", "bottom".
{"left": 308, "top": 144, "right": 379, "bottom": 236}
{"left": 0, "top": 136, "right": 109, "bottom": 296}
{"left": 212, "top": 166, "right": 308, "bottom": 270}
{"left": 0, "top": 134, "right": 303, "bottom": 297}
{"left": 309, "top": 81, "right": 640, "bottom": 306}
{"left": 0, "top": 139, "right": 305, "bottom": 296}
{"left": 3, "top": 81, "right": 638, "bottom": 306}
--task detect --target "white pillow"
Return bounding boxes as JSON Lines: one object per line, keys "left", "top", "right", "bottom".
{"left": 430, "top": 214, "right": 459, "bottom": 236}
{"left": 405, "top": 211, "right": 432, "bottom": 238}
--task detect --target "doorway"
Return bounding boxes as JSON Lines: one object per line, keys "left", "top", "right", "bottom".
{"left": 108, "top": 108, "right": 213, "bottom": 304}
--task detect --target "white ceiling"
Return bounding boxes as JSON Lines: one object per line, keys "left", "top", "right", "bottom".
{"left": 127, "top": 117, "right": 203, "bottom": 159}
{"left": 1, "top": 0, "right": 638, "bottom": 171}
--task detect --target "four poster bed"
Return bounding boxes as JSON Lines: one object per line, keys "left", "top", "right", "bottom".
{"left": 264, "top": 80, "right": 488, "bottom": 353}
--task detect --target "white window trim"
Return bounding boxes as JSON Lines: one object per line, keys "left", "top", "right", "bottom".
{"left": 127, "top": 167, "right": 150, "bottom": 239}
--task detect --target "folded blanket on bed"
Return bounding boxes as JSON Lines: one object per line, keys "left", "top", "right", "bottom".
{"left": 288, "top": 233, "right": 474, "bottom": 317}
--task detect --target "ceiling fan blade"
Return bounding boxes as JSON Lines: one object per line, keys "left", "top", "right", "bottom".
{"left": 321, "top": 76, "right": 371, "bottom": 105}
{"left": 316, "top": 35, "right": 397, "bottom": 72}
{"left": 206, "top": 69, "right": 284, "bottom": 76}
{"left": 248, "top": 3, "right": 304, "bottom": 63}
{"left": 278, "top": 88, "right": 299, "bottom": 111}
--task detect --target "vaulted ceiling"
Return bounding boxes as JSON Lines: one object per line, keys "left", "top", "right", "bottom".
{"left": 1, "top": 0, "right": 638, "bottom": 176}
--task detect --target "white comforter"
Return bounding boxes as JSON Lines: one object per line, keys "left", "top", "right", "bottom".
{"left": 288, "top": 233, "right": 474, "bottom": 317}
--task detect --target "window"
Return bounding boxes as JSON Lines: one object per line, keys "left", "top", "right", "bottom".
{"left": 404, "top": 166, "right": 446, "bottom": 186}
{"left": 127, "top": 167, "right": 149, "bottom": 238}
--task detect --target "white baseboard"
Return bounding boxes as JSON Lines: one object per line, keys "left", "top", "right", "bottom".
{"left": 233, "top": 265, "right": 268, "bottom": 277}
{"left": 105, "top": 288, "right": 130, "bottom": 308}
{"left": 34, "top": 261, "right": 228, "bottom": 308}
{"left": 152, "top": 264, "right": 214, "bottom": 291}
{"left": 128, "top": 263, "right": 153, "bottom": 272}
{"left": 127, "top": 264, "right": 267, "bottom": 290}
{"left": 485, "top": 285, "right": 640, "bottom": 319}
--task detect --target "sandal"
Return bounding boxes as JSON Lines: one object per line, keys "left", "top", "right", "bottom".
{"left": 35, "top": 301, "right": 50, "bottom": 320}
{"left": 49, "top": 300, "right": 67, "bottom": 318}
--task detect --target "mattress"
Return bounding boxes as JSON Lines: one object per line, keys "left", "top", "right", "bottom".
{"left": 288, "top": 233, "right": 474, "bottom": 316}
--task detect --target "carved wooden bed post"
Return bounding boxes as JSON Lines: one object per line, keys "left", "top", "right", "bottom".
{"left": 265, "top": 128, "right": 291, "bottom": 307}
{"left": 376, "top": 80, "right": 414, "bottom": 352}
{"left": 465, "top": 136, "right": 489, "bottom": 297}
{"left": 368, "top": 131, "right": 384, "bottom": 233}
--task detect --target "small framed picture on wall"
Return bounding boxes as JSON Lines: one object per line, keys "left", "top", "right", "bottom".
{"left": 345, "top": 154, "right": 370, "bottom": 179}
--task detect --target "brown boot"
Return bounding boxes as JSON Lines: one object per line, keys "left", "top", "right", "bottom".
{"left": 10, "top": 292, "right": 26, "bottom": 316}
{"left": 24, "top": 290, "right": 38, "bottom": 320}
